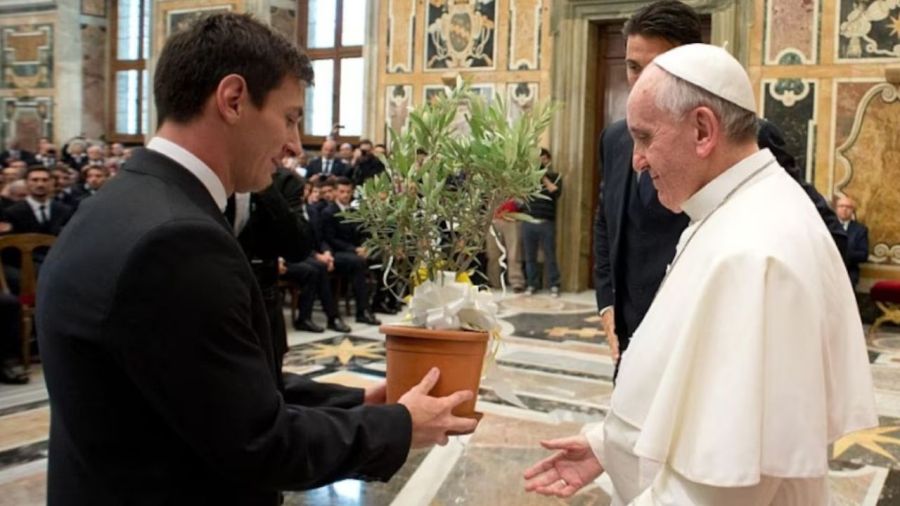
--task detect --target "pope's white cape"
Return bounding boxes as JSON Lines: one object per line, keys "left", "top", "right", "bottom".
{"left": 609, "top": 149, "right": 877, "bottom": 487}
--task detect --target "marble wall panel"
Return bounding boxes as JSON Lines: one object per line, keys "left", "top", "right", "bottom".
{"left": 386, "top": 0, "right": 415, "bottom": 73}
{"left": 1, "top": 96, "right": 52, "bottom": 151}
{"left": 81, "top": 0, "right": 106, "bottom": 17}
{"left": 834, "top": 80, "right": 882, "bottom": 147}
{"left": 837, "top": 0, "right": 900, "bottom": 61}
{"left": 385, "top": 84, "right": 412, "bottom": 138}
{"left": 837, "top": 84, "right": 900, "bottom": 264}
{"left": 269, "top": 6, "right": 295, "bottom": 43}
{"left": 425, "top": 0, "right": 496, "bottom": 70}
{"left": 0, "top": 24, "right": 53, "bottom": 89}
{"left": 80, "top": 24, "right": 105, "bottom": 140}
{"left": 765, "top": 0, "right": 818, "bottom": 64}
{"left": 508, "top": 0, "right": 541, "bottom": 70}
{"left": 762, "top": 79, "right": 817, "bottom": 181}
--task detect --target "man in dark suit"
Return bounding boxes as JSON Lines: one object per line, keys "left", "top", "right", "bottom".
{"left": 36, "top": 13, "right": 476, "bottom": 505}
{"left": 2, "top": 166, "right": 74, "bottom": 236}
{"left": 0, "top": 140, "right": 37, "bottom": 167}
{"left": 225, "top": 167, "right": 312, "bottom": 381}
{"left": 283, "top": 197, "right": 354, "bottom": 333}
{"left": 306, "top": 139, "right": 349, "bottom": 178}
{"left": 835, "top": 195, "right": 869, "bottom": 288}
{"left": 322, "top": 177, "right": 382, "bottom": 324}
{"left": 593, "top": 1, "right": 847, "bottom": 378}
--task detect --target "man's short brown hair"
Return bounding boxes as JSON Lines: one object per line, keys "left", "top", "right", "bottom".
{"left": 154, "top": 13, "right": 313, "bottom": 126}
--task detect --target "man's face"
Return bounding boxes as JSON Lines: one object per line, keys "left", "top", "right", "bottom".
{"left": 625, "top": 35, "right": 677, "bottom": 88}
{"left": 112, "top": 143, "right": 125, "bottom": 156}
{"left": 53, "top": 170, "right": 73, "bottom": 189}
{"left": 336, "top": 184, "right": 353, "bottom": 205}
{"left": 2, "top": 167, "right": 19, "bottom": 184}
{"left": 87, "top": 146, "right": 104, "bottom": 160}
{"left": 38, "top": 138, "right": 51, "bottom": 152}
{"left": 320, "top": 185, "right": 334, "bottom": 201}
{"left": 308, "top": 186, "right": 320, "bottom": 203}
{"left": 85, "top": 168, "right": 107, "bottom": 190}
{"left": 627, "top": 66, "right": 698, "bottom": 213}
{"left": 10, "top": 161, "right": 26, "bottom": 173}
{"left": 540, "top": 154, "right": 551, "bottom": 167}
{"left": 232, "top": 76, "right": 303, "bottom": 192}
{"left": 836, "top": 198, "right": 855, "bottom": 221}
{"left": 338, "top": 143, "right": 353, "bottom": 160}
{"left": 321, "top": 141, "right": 336, "bottom": 160}
{"left": 26, "top": 170, "right": 52, "bottom": 199}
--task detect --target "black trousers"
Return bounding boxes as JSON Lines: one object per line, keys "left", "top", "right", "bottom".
{"left": 0, "top": 293, "right": 20, "bottom": 362}
{"left": 333, "top": 252, "right": 370, "bottom": 317}
{"left": 283, "top": 259, "right": 340, "bottom": 322}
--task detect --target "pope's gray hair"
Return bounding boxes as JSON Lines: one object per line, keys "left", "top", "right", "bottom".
{"left": 653, "top": 66, "right": 759, "bottom": 142}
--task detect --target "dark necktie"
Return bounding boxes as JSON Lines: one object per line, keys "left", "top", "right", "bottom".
{"left": 324, "top": 160, "right": 331, "bottom": 175}
{"left": 39, "top": 204, "right": 48, "bottom": 224}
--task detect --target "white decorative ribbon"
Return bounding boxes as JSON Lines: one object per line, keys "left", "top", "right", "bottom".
{"left": 409, "top": 272, "right": 500, "bottom": 332}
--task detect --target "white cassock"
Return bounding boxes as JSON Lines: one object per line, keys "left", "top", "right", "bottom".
{"left": 585, "top": 149, "right": 877, "bottom": 505}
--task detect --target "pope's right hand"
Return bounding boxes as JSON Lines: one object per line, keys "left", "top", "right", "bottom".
{"left": 523, "top": 435, "right": 604, "bottom": 498}
{"left": 398, "top": 367, "right": 479, "bottom": 448}
{"left": 600, "top": 308, "right": 619, "bottom": 362}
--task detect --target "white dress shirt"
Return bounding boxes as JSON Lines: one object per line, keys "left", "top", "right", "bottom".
{"left": 26, "top": 196, "right": 51, "bottom": 223}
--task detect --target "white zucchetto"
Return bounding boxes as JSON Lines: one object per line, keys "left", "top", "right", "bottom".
{"left": 653, "top": 43, "right": 757, "bottom": 113}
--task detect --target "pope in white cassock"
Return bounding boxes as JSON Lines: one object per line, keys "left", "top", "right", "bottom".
{"left": 523, "top": 43, "right": 877, "bottom": 505}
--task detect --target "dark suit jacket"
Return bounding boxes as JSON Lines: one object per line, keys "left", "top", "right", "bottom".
{"left": 593, "top": 118, "right": 847, "bottom": 342}
{"left": 306, "top": 157, "right": 349, "bottom": 178}
{"left": 1, "top": 199, "right": 73, "bottom": 235}
{"left": 0, "top": 149, "right": 37, "bottom": 167}
{"left": 322, "top": 202, "right": 362, "bottom": 253}
{"left": 36, "top": 148, "right": 411, "bottom": 505}
{"left": 845, "top": 220, "right": 869, "bottom": 287}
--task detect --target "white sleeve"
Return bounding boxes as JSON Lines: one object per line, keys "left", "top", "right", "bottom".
{"left": 628, "top": 466, "right": 782, "bottom": 506}
{"left": 581, "top": 420, "right": 605, "bottom": 463}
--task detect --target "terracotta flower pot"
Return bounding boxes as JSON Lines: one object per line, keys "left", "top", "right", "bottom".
{"left": 380, "top": 324, "right": 489, "bottom": 418}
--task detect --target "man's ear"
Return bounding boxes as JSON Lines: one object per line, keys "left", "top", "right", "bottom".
{"left": 693, "top": 106, "right": 719, "bottom": 159}
{"left": 215, "top": 74, "right": 248, "bottom": 125}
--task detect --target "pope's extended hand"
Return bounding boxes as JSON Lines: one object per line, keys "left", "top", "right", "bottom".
{"left": 523, "top": 435, "right": 604, "bottom": 498}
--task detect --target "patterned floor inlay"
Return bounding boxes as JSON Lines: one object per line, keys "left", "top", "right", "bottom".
{"left": 0, "top": 291, "right": 896, "bottom": 504}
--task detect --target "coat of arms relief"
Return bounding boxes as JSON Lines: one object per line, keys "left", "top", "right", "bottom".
{"left": 426, "top": 0, "right": 496, "bottom": 69}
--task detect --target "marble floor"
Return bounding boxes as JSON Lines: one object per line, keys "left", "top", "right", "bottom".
{"left": 1, "top": 290, "right": 899, "bottom": 505}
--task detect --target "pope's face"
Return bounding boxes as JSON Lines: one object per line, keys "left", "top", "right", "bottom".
{"left": 627, "top": 66, "right": 699, "bottom": 213}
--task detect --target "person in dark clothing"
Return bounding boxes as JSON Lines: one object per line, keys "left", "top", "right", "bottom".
{"left": 0, "top": 294, "right": 26, "bottom": 384}
{"left": 522, "top": 148, "right": 562, "bottom": 296}
{"left": 835, "top": 195, "right": 869, "bottom": 288}
{"left": 36, "top": 13, "right": 476, "bottom": 505}
{"left": 225, "top": 167, "right": 311, "bottom": 381}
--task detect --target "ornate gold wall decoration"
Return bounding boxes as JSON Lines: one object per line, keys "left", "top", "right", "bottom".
{"left": 0, "top": 25, "right": 53, "bottom": 89}
{"left": 507, "top": 82, "right": 537, "bottom": 121}
{"left": 387, "top": 0, "right": 415, "bottom": 72}
{"left": 836, "top": 0, "right": 900, "bottom": 61}
{"left": 508, "top": 0, "right": 541, "bottom": 70}
{"left": 836, "top": 83, "right": 900, "bottom": 264}
{"left": 425, "top": 0, "right": 496, "bottom": 70}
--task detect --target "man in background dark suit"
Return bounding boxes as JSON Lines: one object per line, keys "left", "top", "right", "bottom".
{"left": 306, "top": 139, "right": 349, "bottom": 178}
{"left": 593, "top": 1, "right": 846, "bottom": 378}
{"left": 37, "top": 13, "right": 476, "bottom": 506}
{"left": 225, "top": 167, "right": 312, "bottom": 382}
{"left": 2, "top": 166, "right": 74, "bottom": 236}
{"left": 0, "top": 140, "right": 37, "bottom": 167}
{"left": 322, "top": 177, "right": 382, "bottom": 324}
{"left": 835, "top": 195, "right": 869, "bottom": 288}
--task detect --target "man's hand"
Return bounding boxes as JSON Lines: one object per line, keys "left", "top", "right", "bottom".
{"left": 542, "top": 176, "right": 558, "bottom": 193}
{"left": 363, "top": 381, "right": 386, "bottom": 405}
{"left": 398, "top": 368, "right": 479, "bottom": 448}
{"left": 277, "top": 257, "right": 287, "bottom": 276}
{"left": 314, "top": 252, "right": 335, "bottom": 272}
{"left": 355, "top": 246, "right": 368, "bottom": 259}
{"left": 600, "top": 308, "right": 619, "bottom": 362}
{"left": 523, "top": 435, "right": 604, "bottom": 498}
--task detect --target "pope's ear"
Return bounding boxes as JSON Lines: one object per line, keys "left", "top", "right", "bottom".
{"left": 692, "top": 106, "right": 718, "bottom": 158}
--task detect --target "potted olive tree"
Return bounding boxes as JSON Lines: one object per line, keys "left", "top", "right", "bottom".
{"left": 343, "top": 81, "right": 553, "bottom": 418}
